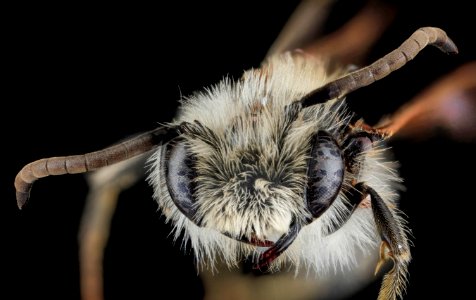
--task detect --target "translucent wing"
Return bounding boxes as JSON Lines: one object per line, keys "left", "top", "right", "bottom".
{"left": 377, "top": 61, "right": 476, "bottom": 141}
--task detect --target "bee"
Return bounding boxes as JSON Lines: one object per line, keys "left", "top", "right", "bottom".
{"left": 15, "top": 24, "right": 459, "bottom": 300}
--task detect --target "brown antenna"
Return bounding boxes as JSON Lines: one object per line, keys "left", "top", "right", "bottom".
{"left": 15, "top": 126, "right": 178, "bottom": 209}
{"left": 301, "top": 27, "right": 458, "bottom": 107}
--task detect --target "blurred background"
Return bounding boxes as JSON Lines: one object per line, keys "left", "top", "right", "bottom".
{"left": 4, "top": 0, "right": 475, "bottom": 299}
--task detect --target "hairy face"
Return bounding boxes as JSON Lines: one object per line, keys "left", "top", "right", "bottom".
{"left": 181, "top": 105, "right": 310, "bottom": 243}
{"left": 148, "top": 54, "right": 397, "bottom": 271}
{"left": 162, "top": 54, "right": 348, "bottom": 242}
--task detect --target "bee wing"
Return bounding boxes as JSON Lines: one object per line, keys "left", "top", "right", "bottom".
{"left": 266, "top": 0, "right": 396, "bottom": 67}
{"left": 378, "top": 61, "right": 476, "bottom": 141}
{"left": 265, "top": 0, "right": 336, "bottom": 58}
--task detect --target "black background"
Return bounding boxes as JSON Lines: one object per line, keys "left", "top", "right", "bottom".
{"left": 4, "top": 1, "right": 475, "bottom": 299}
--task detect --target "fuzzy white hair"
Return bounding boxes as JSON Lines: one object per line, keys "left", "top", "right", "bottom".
{"left": 147, "top": 52, "right": 405, "bottom": 277}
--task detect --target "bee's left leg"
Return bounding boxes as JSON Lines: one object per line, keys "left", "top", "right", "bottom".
{"left": 336, "top": 182, "right": 410, "bottom": 300}
{"left": 322, "top": 128, "right": 386, "bottom": 233}
{"left": 355, "top": 182, "right": 410, "bottom": 267}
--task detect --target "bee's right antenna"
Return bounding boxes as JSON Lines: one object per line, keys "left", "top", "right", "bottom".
{"left": 14, "top": 126, "right": 179, "bottom": 209}
{"left": 300, "top": 27, "right": 458, "bottom": 108}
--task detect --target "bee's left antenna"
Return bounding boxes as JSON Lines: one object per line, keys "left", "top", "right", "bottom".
{"left": 300, "top": 27, "right": 458, "bottom": 107}
{"left": 15, "top": 126, "right": 179, "bottom": 209}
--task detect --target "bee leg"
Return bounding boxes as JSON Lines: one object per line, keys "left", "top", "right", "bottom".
{"left": 322, "top": 130, "right": 380, "bottom": 234}
{"left": 354, "top": 182, "right": 410, "bottom": 300}
{"left": 79, "top": 153, "right": 149, "bottom": 300}
{"left": 323, "top": 184, "right": 366, "bottom": 236}
{"left": 318, "top": 130, "right": 375, "bottom": 235}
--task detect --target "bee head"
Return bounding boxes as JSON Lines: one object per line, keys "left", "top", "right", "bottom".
{"left": 165, "top": 117, "right": 312, "bottom": 244}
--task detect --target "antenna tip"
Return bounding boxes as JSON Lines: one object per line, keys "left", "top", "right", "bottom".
{"left": 445, "top": 37, "right": 459, "bottom": 55}
{"left": 16, "top": 192, "right": 29, "bottom": 210}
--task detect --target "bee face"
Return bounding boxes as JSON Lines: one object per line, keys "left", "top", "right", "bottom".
{"left": 148, "top": 54, "right": 401, "bottom": 272}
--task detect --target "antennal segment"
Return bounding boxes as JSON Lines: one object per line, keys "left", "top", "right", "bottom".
{"left": 15, "top": 126, "right": 178, "bottom": 209}
{"left": 301, "top": 27, "right": 458, "bottom": 107}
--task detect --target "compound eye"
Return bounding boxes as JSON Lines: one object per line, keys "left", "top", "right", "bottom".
{"left": 306, "top": 131, "right": 344, "bottom": 219}
{"left": 165, "top": 141, "right": 198, "bottom": 222}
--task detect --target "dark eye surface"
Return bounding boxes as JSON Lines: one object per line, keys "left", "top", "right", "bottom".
{"left": 165, "top": 141, "right": 197, "bottom": 221}
{"left": 306, "top": 131, "right": 344, "bottom": 218}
